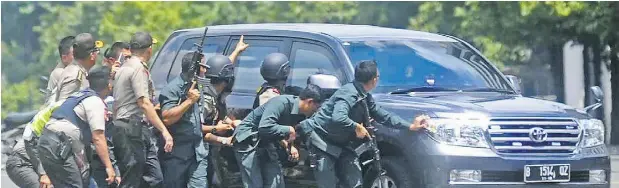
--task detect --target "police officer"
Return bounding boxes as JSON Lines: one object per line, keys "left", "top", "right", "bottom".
{"left": 10, "top": 35, "right": 74, "bottom": 187}
{"left": 15, "top": 36, "right": 75, "bottom": 187}
{"left": 112, "top": 31, "right": 173, "bottom": 188}
{"left": 298, "top": 60, "right": 430, "bottom": 188}
{"left": 37, "top": 66, "right": 117, "bottom": 187}
{"left": 253, "top": 53, "right": 291, "bottom": 109}
{"left": 102, "top": 41, "right": 131, "bottom": 105}
{"left": 83, "top": 41, "right": 132, "bottom": 188}
{"left": 45, "top": 35, "right": 75, "bottom": 102}
{"left": 234, "top": 84, "right": 323, "bottom": 188}
{"left": 53, "top": 33, "right": 103, "bottom": 102}
{"left": 103, "top": 41, "right": 130, "bottom": 74}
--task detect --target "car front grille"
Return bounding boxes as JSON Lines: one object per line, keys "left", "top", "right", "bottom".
{"left": 487, "top": 118, "right": 581, "bottom": 155}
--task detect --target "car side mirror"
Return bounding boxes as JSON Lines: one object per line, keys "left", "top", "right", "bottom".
{"left": 505, "top": 75, "right": 521, "bottom": 94}
{"left": 585, "top": 86, "right": 604, "bottom": 113}
{"left": 591, "top": 86, "right": 603, "bottom": 103}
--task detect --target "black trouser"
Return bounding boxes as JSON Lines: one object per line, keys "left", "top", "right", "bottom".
{"left": 5, "top": 152, "right": 39, "bottom": 188}
{"left": 142, "top": 126, "right": 163, "bottom": 188}
{"left": 38, "top": 128, "right": 91, "bottom": 188}
{"left": 111, "top": 119, "right": 163, "bottom": 188}
{"left": 111, "top": 119, "right": 147, "bottom": 188}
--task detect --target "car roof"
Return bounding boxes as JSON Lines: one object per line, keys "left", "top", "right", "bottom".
{"left": 176, "top": 23, "right": 457, "bottom": 42}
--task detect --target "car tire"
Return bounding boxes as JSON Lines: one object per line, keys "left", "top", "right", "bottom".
{"left": 363, "top": 156, "right": 416, "bottom": 188}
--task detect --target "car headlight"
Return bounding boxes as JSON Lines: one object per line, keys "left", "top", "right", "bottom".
{"left": 426, "top": 113, "right": 489, "bottom": 148}
{"left": 579, "top": 119, "right": 604, "bottom": 147}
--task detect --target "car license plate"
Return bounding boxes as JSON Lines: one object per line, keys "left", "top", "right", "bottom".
{"left": 524, "top": 164, "right": 570, "bottom": 183}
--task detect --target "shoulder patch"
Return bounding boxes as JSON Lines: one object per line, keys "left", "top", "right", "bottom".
{"left": 77, "top": 70, "right": 84, "bottom": 81}
{"left": 256, "top": 86, "right": 263, "bottom": 93}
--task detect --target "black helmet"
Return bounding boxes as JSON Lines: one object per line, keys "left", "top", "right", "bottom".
{"left": 260, "top": 53, "right": 290, "bottom": 81}
{"left": 204, "top": 55, "right": 234, "bottom": 79}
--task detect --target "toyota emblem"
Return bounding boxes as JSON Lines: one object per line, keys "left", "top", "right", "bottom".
{"left": 529, "top": 127, "right": 548, "bottom": 143}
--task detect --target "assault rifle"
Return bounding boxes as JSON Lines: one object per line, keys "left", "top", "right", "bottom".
{"left": 180, "top": 26, "right": 208, "bottom": 103}
{"left": 356, "top": 97, "right": 387, "bottom": 188}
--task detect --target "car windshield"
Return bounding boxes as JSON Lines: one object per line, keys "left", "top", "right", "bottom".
{"left": 345, "top": 40, "right": 514, "bottom": 94}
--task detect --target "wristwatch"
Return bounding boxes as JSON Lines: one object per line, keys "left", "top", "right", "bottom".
{"left": 211, "top": 127, "right": 217, "bottom": 134}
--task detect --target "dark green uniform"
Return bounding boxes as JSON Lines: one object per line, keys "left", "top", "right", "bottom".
{"left": 233, "top": 95, "right": 306, "bottom": 188}
{"left": 298, "top": 82, "right": 410, "bottom": 188}
{"left": 189, "top": 80, "right": 226, "bottom": 188}
{"left": 158, "top": 76, "right": 203, "bottom": 188}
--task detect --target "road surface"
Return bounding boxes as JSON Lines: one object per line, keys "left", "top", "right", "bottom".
{"left": 2, "top": 155, "right": 619, "bottom": 187}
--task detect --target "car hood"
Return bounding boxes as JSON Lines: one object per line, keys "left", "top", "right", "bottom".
{"left": 373, "top": 92, "right": 589, "bottom": 119}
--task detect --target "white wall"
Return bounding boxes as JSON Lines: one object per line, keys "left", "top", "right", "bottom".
{"left": 563, "top": 41, "right": 585, "bottom": 108}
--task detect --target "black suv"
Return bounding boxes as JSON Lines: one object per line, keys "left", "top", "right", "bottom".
{"left": 149, "top": 23, "right": 610, "bottom": 188}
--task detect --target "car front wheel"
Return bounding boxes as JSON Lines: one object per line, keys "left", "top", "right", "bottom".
{"left": 363, "top": 156, "right": 416, "bottom": 188}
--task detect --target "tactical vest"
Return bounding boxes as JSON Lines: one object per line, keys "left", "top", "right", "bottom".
{"left": 252, "top": 83, "right": 281, "bottom": 109}
{"left": 50, "top": 89, "right": 98, "bottom": 144}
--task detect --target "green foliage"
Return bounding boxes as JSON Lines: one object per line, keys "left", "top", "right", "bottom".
{"left": 1, "top": 78, "right": 43, "bottom": 119}
{"left": 1, "top": 1, "right": 362, "bottom": 114}
{"left": 408, "top": 1, "right": 615, "bottom": 70}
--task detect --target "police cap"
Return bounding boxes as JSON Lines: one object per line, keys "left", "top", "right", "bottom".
{"left": 74, "top": 33, "right": 102, "bottom": 54}
{"left": 130, "top": 31, "right": 158, "bottom": 49}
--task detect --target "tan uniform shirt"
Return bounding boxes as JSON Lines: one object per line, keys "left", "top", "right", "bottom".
{"left": 47, "top": 62, "right": 66, "bottom": 92}
{"left": 258, "top": 88, "right": 281, "bottom": 106}
{"left": 55, "top": 62, "right": 89, "bottom": 101}
{"left": 112, "top": 56, "right": 153, "bottom": 120}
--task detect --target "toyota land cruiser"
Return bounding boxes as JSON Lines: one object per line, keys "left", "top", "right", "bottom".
{"left": 148, "top": 23, "right": 610, "bottom": 188}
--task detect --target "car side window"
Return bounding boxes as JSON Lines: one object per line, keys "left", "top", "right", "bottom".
{"left": 150, "top": 35, "right": 183, "bottom": 92}
{"left": 228, "top": 39, "right": 285, "bottom": 94}
{"left": 168, "top": 36, "right": 229, "bottom": 82}
{"left": 288, "top": 42, "right": 342, "bottom": 88}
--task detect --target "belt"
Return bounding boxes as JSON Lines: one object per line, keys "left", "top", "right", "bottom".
{"left": 115, "top": 117, "right": 147, "bottom": 127}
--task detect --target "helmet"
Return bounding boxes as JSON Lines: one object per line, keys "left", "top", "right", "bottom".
{"left": 204, "top": 55, "right": 234, "bottom": 79}
{"left": 260, "top": 53, "right": 290, "bottom": 81}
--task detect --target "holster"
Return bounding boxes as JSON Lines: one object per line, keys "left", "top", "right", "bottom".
{"left": 56, "top": 132, "right": 73, "bottom": 161}
{"left": 306, "top": 137, "right": 318, "bottom": 169}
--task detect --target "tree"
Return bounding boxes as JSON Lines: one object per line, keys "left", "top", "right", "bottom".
{"left": 411, "top": 1, "right": 619, "bottom": 144}
{"left": 1, "top": 1, "right": 362, "bottom": 115}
